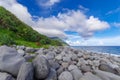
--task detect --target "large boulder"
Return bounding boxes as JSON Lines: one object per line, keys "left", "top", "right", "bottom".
{"left": 0, "top": 72, "right": 15, "bottom": 80}
{"left": 94, "top": 70, "right": 120, "bottom": 80}
{"left": 33, "top": 55, "right": 50, "bottom": 79}
{"left": 17, "top": 62, "right": 34, "bottom": 80}
{"left": 99, "top": 63, "right": 117, "bottom": 74}
{"left": 0, "top": 46, "right": 25, "bottom": 76}
{"left": 58, "top": 71, "right": 73, "bottom": 80}
{"left": 71, "top": 69, "right": 83, "bottom": 80}
{"left": 45, "top": 68, "right": 57, "bottom": 80}
{"left": 79, "top": 72, "right": 102, "bottom": 80}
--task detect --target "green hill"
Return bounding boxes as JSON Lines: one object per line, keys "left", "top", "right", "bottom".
{"left": 0, "top": 6, "right": 65, "bottom": 48}
{"left": 50, "top": 37, "right": 69, "bottom": 46}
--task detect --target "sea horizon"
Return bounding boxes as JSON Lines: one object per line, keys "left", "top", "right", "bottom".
{"left": 72, "top": 46, "right": 120, "bottom": 56}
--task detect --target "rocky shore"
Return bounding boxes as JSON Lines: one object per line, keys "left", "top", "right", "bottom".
{"left": 0, "top": 45, "right": 120, "bottom": 80}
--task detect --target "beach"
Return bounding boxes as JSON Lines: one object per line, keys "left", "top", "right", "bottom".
{"left": 0, "top": 45, "right": 120, "bottom": 80}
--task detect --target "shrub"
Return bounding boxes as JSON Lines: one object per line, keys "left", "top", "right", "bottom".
{"left": 0, "top": 34, "right": 15, "bottom": 45}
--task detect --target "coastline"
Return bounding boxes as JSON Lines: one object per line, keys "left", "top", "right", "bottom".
{"left": 72, "top": 46, "right": 120, "bottom": 57}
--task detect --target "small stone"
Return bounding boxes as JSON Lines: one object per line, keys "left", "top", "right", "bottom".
{"left": 71, "top": 54, "right": 77, "bottom": 61}
{"left": 61, "top": 62, "right": 69, "bottom": 69}
{"left": 77, "top": 52, "right": 83, "bottom": 57}
{"left": 48, "top": 60, "right": 60, "bottom": 70}
{"left": 17, "top": 49, "right": 25, "bottom": 56}
{"left": 68, "top": 65, "right": 78, "bottom": 71}
{"left": 63, "top": 56, "right": 71, "bottom": 62}
{"left": 80, "top": 64, "right": 91, "bottom": 73}
{"left": 55, "top": 54, "right": 62, "bottom": 60}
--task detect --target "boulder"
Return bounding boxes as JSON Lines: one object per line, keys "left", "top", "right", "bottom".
{"left": 71, "top": 69, "right": 83, "bottom": 80}
{"left": 46, "top": 51, "right": 55, "bottom": 60}
{"left": 0, "top": 46, "right": 25, "bottom": 76}
{"left": 94, "top": 70, "right": 120, "bottom": 80}
{"left": 17, "top": 49, "right": 25, "bottom": 56}
{"left": 58, "top": 71, "right": 73, "bottom": 80}
{"left": 77, "top": 52, "right": 83, "bottom": 57}
{"left": 61, "top": 62, "right": 69, "bottom": 69}
{"left": 33, "top": 55, "right": 50, "bottom": 79}
{"left": 68, "top": 65, "right": 78, "bottom": 71}
{"left": 0, "top": 72, "right": 15, "bottom": 80}
{"left": 57, "top": 66, "right": 64, "bottom": 76}
{"left": 48, "top": 60, "right": 60, "bottom": 70}
{"left": 62, "top": 56, "right": 71, "bottom": 62}
{"left": 25, "top": 47, "right": 36, "bottom": 53}
{"left": 79, "top": 72, "right": 102, "bottom": 80}
{"left": 17, "top": 62, "right": 34, "bottom": 80}
{"left": 45, "top": 68, "right": 57, "bottom": 80}
{"left": 55, "top": 54, "right": 62, "bottom": 61}
{"left": 80, "top": 64, "right": 91, "bottom": 73}
{"left": 99, "top": 63, "right": 117, "bottom": 74}
{"left": 71, "top": 54, "right": 77, "bottom": 61}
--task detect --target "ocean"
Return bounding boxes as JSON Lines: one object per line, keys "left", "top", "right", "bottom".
{"left": 73, "top": 46, "right": 120, "bottom": 56}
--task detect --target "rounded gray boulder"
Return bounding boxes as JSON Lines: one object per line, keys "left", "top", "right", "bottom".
{"left": 17, "top": 62, "right": 34, "bottom": 80}
{"left": 58, "top": 71, "right": 73, "bottom": 80}
{"left": 0, "top": 46, "right": 25, "bottom": 76}
{"left": 33, "top": 55, "right": 50, "bottom": 79}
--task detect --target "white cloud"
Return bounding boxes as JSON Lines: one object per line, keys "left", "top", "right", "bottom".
{"left": 106, "top": 7, "right": 120, "bottom": 15}
{"left": 113, "top": 22, "right": 120, "bottom": 27}
{"left": 37, "top": 0, "right": 60, "bottom": 7}
{"left": 79, "top": 5, "right": 89, "bottom": 11}
{"left": 0, "top": 0, "right": 110, "bottom": 39}
{"left": 0, "top": 0, "right": 35, "bottom": 26}
{"left": 66, "top": 36, "right": 120, "bottom": 46}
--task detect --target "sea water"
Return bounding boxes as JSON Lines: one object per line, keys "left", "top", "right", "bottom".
{"left": 73, "top": 46, "right": 120, "bottom": 56}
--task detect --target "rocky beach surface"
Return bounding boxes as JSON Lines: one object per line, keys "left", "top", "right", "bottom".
{"left": 0, "top": 45, "right": 120, "bottom": 80}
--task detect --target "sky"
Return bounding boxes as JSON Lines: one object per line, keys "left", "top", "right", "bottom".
{"left": 0, "top": 0, "right": 120, "bottom": 46}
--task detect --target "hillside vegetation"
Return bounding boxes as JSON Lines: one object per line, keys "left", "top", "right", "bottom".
{"left": 0, "top": 6, "right": 65, "bottom": 47}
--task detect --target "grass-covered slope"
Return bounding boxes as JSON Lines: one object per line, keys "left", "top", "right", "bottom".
{"left": 0, "top": 6, "right": 64, "bottom": 47}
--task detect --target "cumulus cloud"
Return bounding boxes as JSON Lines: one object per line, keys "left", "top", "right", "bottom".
{"left": 37, "top": 0, "right": 60, "bottom": 7}
{"left": 0, "top": 0, "right": 35, "bottom": 26}
{"left": 0, "top": 0, "right": 110, "bottom": 39}
{"left": 66, "top": 36, "right": 120, "bottom": 46}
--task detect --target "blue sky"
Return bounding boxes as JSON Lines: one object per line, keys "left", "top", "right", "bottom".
{"left": 0, "top": 0, "right": 120, "bottom": 46}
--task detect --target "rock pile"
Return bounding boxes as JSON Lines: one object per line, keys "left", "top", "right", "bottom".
{"left": 0, "top": 45, "right": 120, "bottom": 80}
